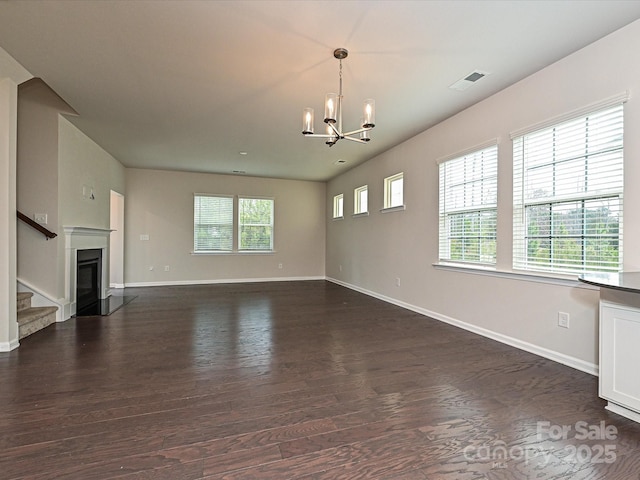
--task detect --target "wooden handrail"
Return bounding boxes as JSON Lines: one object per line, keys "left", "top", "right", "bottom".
{"left": 17, "top": 211, "right": 57, "bottom": 240}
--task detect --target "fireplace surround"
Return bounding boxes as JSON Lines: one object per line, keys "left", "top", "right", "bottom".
{"left": 64, "top": 227, "right": 111, "bottom": 317}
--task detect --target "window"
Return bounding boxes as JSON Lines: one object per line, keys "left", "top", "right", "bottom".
{"left": 238, "top": 197, "right": 274, "bottom": 251}
{"left": 439, "top": 144, "right": 498, "bottom": 265}
{"left": 384, "top": 172, "right": 404, "bottom": 209}
{"left": 513, "top": 104, "right": 624, "bottom": 274}
{"left": 194, "top": 195, "right": 233, "bottom": 251}
{"left": 333, "top": 193, "right": 344, "bottom": 218}
{"left": 354, "top": 185, "right": 368, "bottom": 214}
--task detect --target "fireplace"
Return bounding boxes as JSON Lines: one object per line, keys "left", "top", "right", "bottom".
{"left": 76, "top": 249, "right": 102, "bottom": 314}
{"left": 64, "top": 226, "right": 111, "bottom": 318}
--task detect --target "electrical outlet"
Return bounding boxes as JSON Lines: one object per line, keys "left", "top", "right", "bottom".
{"left": 339, "top": 264, "right": 342, "bottom": 272}
{"left": 558, "top": 311, "right": 570, "bottom": 328}
{"left": 396, "top": 277, "right": 401, "bottom": 287}
{"left": 164, "top": 265, "right": 170, "bottom": 271}
{"left": 278, "top": 263, "right": 283, "bottom": 269}
{"left": 148, "top": 266, "right": 154, "bottom": 271}
{"left": 140, "top": 234, "right": 149, "bottom": 241}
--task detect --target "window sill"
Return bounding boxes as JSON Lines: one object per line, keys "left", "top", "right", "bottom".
{"left": 380, "top": 205, "right": 406, "bottom": 214}
{"left": 432, "top": 262, "right": 598, "bottom": 290}
{"left": 332, "top": 216, "right": 344, "bottom": 221}
{"left": 192, "top": 250, "right": 275, "bottom": 255}
{"left": 352, "top": 212, "right": 369, "bottom": 218}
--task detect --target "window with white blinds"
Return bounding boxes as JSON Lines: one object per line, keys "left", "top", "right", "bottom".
{"left": 238, "top": 197, "right": 274, "bottom": 251}
{"left": 194, "top": 195, "right": 233, "bottom": 251}
{"left": 513, "top": 104, "right": 624, "bottom": 274}
{"left": 439, "top": 144, "right": 498, "bottom": 265}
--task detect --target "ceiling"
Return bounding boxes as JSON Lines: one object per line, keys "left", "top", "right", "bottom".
{"left": 1, "top": 1, "right": 640, "bottom": 182}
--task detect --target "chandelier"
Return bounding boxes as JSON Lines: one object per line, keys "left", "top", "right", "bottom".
{"left": 302, "top": 48, "right": 375, "bottom": 147}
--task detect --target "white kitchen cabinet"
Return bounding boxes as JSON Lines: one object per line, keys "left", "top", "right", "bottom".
{"left": 599, "top": 301, "right": 640, "bottom": 423}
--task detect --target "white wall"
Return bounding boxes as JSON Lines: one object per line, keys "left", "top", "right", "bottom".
{"left": 327, "top": 19, "right": 640, "bottom": 374}
{"left": 125, "top": 168, "right": 326, "bottom": 285}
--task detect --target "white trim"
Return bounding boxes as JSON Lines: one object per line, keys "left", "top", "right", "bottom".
{"left": 436, "top": 138, "right": 499, "bottom": 165}
{"left": 191, "top": 250, "right": 276, "bottom": 255}
{"left": 605, "top": 402, "right": 640, "bottom": 423}
{"left": 0, "top": 339, "right": 20, "bottom": 352}
{"left": 125, "top": 276, "right": 325, "bottom": 288}
{"left": 432, "top": 262, "right": 599, "bottom": 290}
{"left": 380, "top": 205, "right": 406, "bottom": 213}
{"left": 510, "top": 91, "right": 629, "bottom": 139}
{"left": 351, "top": 212, "right": 369, "bottom": 218}
{"left": 326, "top": 276, "right": 598, "bottom": 376}
{"left": 110, "top": 283, "right": 126, "bottom": 289}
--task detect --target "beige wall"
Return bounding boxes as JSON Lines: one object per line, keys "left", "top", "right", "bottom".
{"left": 17, "top": 84, "right": 126, "bottom": 307}
{"left": 58, "top": 116, "right": 126, "bottom": 229}
{"left": 327, "top": 19, "right": 640, "bottom": 374}
{"left": 125, "top": 168, "right": 326, "bottom": 285}
{"left": 0, "top": 46, "right": 31, "bottom": 351}
{"left": 16, "top": 80, "right": 67, "bottom": 300}
{"left": 0, "top": 78, "right": 19, "bottom": 350}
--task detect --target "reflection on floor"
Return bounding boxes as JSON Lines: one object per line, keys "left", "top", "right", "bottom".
{"left": 75, "top": 295, "right": 136, "bottom": 317}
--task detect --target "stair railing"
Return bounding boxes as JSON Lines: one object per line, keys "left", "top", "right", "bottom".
{"left": 17, "top": 211, "right": 57, "bottom": 240}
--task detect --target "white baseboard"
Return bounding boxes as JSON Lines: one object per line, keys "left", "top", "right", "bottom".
{"left": 110, "top": 283, "right": 125, "bottom": 289}
{"left": 124, "top": 276, "right": 326, "bottom": 288}
{"left": 0, "top": 338, "right": 20, "bottom": 352}
{"left": 326, "top": 277, "right": 598, "bottom": 377}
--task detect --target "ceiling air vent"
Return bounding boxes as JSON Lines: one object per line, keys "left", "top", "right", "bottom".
{"left": 449, "top": 70, "right": 490, "bottom": 92}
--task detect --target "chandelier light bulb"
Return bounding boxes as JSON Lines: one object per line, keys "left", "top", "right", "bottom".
{"left": 302, "top": 108, "right": 314, "bottom": 134}
{"left": 324, "top": 93, "right": 338, "bottom": 124}
{"left": 363, "top": 99, "right": 375, "bottom": 128}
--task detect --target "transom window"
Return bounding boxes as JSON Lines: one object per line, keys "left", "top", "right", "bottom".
{"left": 383, "top": 172, "right": 403, "bottom": 209}
{"left": 439, "top": 144, "right": 498, "bottom": 265}
{"left": 354, "top": 185, "right": 368, "bottom": 214}
{"left": 513, "top": 104, "right": 624, "bottom": 274}
{"left": 333, "top": 193, "right": 344, "bottom": 219}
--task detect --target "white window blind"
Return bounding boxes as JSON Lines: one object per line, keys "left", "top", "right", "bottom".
{"left": 194, "top": 195, "right": 233, "bottom": 251}
{"left": 238, "top": 197, "right": 274, "bottom": 251}
{"left": 384, "top": 173, "right": 403, "bottom": 208}
{"left": 354, "top": 185, "right": 368, "bottom": 214}
{"left": 513, "top": 104, "right": 623, "bottom": 274}
{"left": 439, "top": 144, "right": 498, "bottom": 264}
{"left": 333, "top": 194, "right": 344, "bottom": 218}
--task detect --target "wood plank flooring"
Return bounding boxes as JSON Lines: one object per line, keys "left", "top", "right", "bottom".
{"left": 1, "top": 280, "right": 640, "bottom": 479}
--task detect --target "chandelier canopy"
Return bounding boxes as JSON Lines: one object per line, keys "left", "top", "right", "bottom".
{"left": 302, "top": 48, "right": 375, "bottom": 147}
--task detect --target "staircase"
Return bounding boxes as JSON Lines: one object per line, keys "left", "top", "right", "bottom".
{"left": 17, "top": 292, "right": 58, "bottom": 339}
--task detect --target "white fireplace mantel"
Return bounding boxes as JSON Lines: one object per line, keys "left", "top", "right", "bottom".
{"left": 64, "top": 226, "right": 112, "bottom": 317}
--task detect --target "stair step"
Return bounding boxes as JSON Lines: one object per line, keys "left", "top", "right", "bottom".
{"left": 17, "top": 306, "right": 58, "bottom": 339}
{"left": 17, "top": 292, "right": 34, "bottom": 312}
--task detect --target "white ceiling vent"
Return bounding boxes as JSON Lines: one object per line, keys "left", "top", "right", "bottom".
{"left": 449, "top": 70, "right": 490, "bottom": 92}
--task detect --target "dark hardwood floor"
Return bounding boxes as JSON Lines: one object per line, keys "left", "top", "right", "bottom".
{"left": 2, "top": 280, "right": 640, "bottom": 479}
